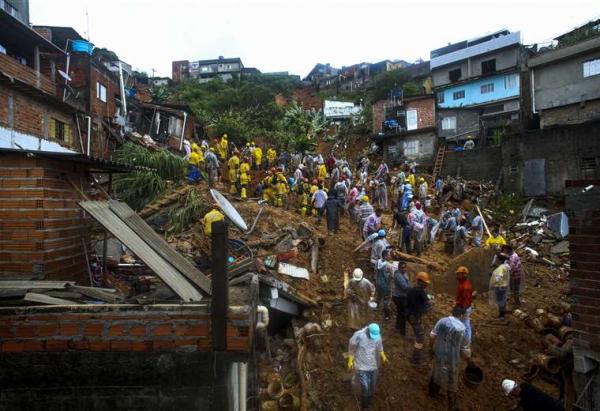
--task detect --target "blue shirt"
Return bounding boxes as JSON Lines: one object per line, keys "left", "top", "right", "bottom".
{"left": 312, "top": 190, "right": 328, "bottom": 208}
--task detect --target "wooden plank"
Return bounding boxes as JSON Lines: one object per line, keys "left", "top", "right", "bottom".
{"left": 69, "top": 285, "right": 122, "bottom": 303}
{"left": 79, "top": 201, "right": 203, "bottom": 302}
{"left": 24, "top": 292, "right": 78, "bottom": 305}
{"left": 0, "top": 281, "right": 74, "bottom": 289}
{"left": 108, "top": 200, "right": 211, "bottom": 295}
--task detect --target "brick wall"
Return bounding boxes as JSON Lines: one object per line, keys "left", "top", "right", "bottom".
{"left": 0, "top": 305, "right": 253, "bottom": 353}
{"left": 372, "top": 100, "right": 385, "bottom": 134}
{"left": 540, "top": 99, "right": 600, "bottom": 129}
{"left": 406, "top": 96, "right": 435, "bottom": 129}
{"left": 0, "top": 154, "right": 91, "bottom": 281}
{"left": 172, "top": 60, "right": 189, "bottom": 82}
{"left": 0, "top": 84, "right": 77, "bottom": 150}
{"left": 0, "top": 53, "right": 55, "bottom": 96}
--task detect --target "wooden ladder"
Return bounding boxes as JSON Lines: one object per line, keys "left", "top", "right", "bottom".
{"left": 432, "top": 144, "right": 446, "bottom": 179}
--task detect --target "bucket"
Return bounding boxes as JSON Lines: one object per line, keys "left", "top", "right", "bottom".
{"left": 278, "top": 392, "right": 300, "bottom": 410}
{"left": 523, "top": 364, "right": 540, "bottom": 381}
{"left": 463, "top": 364, "right": 484, "bottom": 388}
{"left": 267, "top": 380, "right": 284, "bottom": 399}
{"left": 533, "top": 353, "right": 560, "bottom": 374}
{"left": 71, "top": 39, "right": 94, "bottom": 55}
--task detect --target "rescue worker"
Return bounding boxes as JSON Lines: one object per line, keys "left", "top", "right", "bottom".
{"left": 375, "top": 249, "right": 394, "bottom": 320}
{"left": 298, "top": 178, "right": 310, "bottom": 216}
{"left": 345, "top": 268, "right": 376, "bottom": 330}
{"left": 347, "top": 323, "right": 388, "bottom": 411}
{"left": 428, "top": 305, "right": 471, "bottom": 411}
{"left": 455, "top": 266, "right": 474, "bottom": 344}
{"left": 324, "top": 193, "right": 344, "bottom": 234}
{"left": 239, "top": 157, "right": 251, "bottom": 200}
{"left": 406, "top": 172, "right": 416, "bottom": 188}
{"left": 501, "top": 379, "right": 565, "bottom": 411}
{"left": 409, "top": 202, "right": 426, "bottom": 257}
{"left": 202, "top": 208, "right": 224, "bottom": 237}
{"left": 485, "top": 227, "right": 507, "bottom": 248}
{"left": 253, "top": 144, "right": 263, "bottom": 170}
{"left": 266, "top": 147, "right": 277, "bottom": 168}
{"left": 419, "top": 177, "right": 428, "bottom": 204}
{"left": 407, "top": 271, "right": 432, "bottom": 365}
{"left": 363, "top": 208, "right": 383, "bottom": 241}
{"left": 318, "top": 162, "right": 327, "bottom": 181}
{"left": 358, "top": 196, "right": 375, "bottom": 236}
{"left": 262, "top": 169, "right": 276, "bottom": 205}
{"left": 393, "top": 261, "right": 410, "bottom": 335}
{"left": 401, "top": 183, "right": 414, "bottom": 211}
{"left": 227, "top": 150, "right": 240, "bottom": 195}
{"left": 502, "top": 245, "right": 523, "bottom": 307}
{"left": 218, "top": 134, "right": 228, "bottom": 160}
{"left": 275, "top": 167, "right": 288, "bottom": 207}
{"left": 187, "top": 143, "right": 202, "bottom": 184}
{"left": 489, "top": 253, "right": 510, "bottom": 320}
{"left": 470, "top": 213, "right": 484, "bottom": 247}
{"left": 370, "top": 229, "right": 389, "bottom": 267}
{"left": 204, "top": 147, "right": 219, "bottom": 188}
{"left": 453, "top": 217, "right": 468, "bottom": 256}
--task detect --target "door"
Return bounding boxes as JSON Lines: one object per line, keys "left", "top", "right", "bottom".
{"left": 523, "top": 159, "right": 546, "bottom": 196}
{"left": 406, "top": 109, "right": 418, "bottom": 131}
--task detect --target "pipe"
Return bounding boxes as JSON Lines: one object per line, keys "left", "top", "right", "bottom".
{"left": 531, "top": 69, "right": 537, "bottom": 114}
{"left": 179, "top": 111, "right": 188, "bottom": 151}
{"left": 231, "top": 362, "right": 239, "bottom": 411}
{"left": 85, "top": 116, "right": 92, "bottom": 156}
{"left": 245, "top": 202, "right": 266, "bottom": 235}
{"left": 118, "top": 61, "right": 127, "bottom": 116}
{"left": 63, "top": 52, "right": 70, "bottom": 102}
{"left": 256, "top": 305, "right": 269, "bottom": 329}
{"left": 239, "top": 362, "right": 247, "bottom": 411}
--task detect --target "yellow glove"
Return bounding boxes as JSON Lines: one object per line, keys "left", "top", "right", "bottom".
{"left": 347, "top": 355, "right": 354, "bottom": 370}
{"left": 380, "top": 351, "right": 389, "bottom": 365}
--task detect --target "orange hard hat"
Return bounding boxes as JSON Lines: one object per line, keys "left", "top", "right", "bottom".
{"left": 456, "top": 266, "right": 469, "bottom": 275}
{"left": 416, "top": 272, "right": 431, "bottom": 284}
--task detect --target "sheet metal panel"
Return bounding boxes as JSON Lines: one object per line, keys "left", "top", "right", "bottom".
{"left": 79, "top": 201, "right": 203, "bottom": 302}
{"left": 108, "top": 200, "right": 211, "bottom": 295}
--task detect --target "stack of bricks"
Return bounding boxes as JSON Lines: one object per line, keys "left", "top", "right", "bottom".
{"left": 0, "top": 153, "right": 90, "bottom": 282}
{"left": 566, "top": 180, "right": 600, "bottom": 351}
{"left": 0, "top": 306, "right": 253, "bottom": 354}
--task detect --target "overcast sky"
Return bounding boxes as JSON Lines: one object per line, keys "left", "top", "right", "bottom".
{"left": 30, "top": 0, "right": 600, "bottom": 78}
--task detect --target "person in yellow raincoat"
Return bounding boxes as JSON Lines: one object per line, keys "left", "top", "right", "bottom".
{"left": 253, "top": 144, "right": 263, "bottom": 170}
{"left": 262, "top": 169, "right": 276, "bottom": 205}
{"left": 266, "top": 148, "right": 277, "bottom": 168}
{"left": 239, "top": 157, "right": 251, "bottom": 200}
{"left": 309, "top": 179, "right": 319, "bottom": 216}
{"left": 275, "top": 167, "right": 288, "bottom": 207}
{"left": 218, "top": 134, "right": 229, "bottom": 160}
{"left": 407, "top": 172, "right": 416, "bottom": 188}
{"left": 187, "top": 144, "right": 202, "bottom": 184}
{"left": 298, "top": 178, "right": 310, "bottom": 216}
{"left": 318, "top": 163, "right": 327, "bottom": 182}
{"left": 227, "top": 150, "right": 240, "bottom": 194}
{"left": 203, "top": 209, "right": 224, "bottom": 236}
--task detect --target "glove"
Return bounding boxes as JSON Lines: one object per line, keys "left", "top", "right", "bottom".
{"left": 347, "top": 355, "right": 354, "bottom": 370}
{"left": 380, "top": 351, "right": 389, "bottom": 365}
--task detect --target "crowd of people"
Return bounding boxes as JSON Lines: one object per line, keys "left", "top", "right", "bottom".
{"left": 188, "top": 135, "right": 563, "bottom": 411}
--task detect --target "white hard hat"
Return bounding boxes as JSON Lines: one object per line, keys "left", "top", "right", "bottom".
{"left": 352, "top": 268, "right": 363, "bottom": 281}
{"left": 502, "top": 379, "right": 516, "bottom": 396}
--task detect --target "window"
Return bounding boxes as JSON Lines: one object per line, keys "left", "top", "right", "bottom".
{"left": 48, "top": 118, "right": 71, "bottom": 144}
{"left": 583, "top": 59, "right": 600, "bottom": 78}
{"left": 480, "top": 83, "right": 494, "bottom": 94}
{"left": 406, "top": 109, "right": 418, "bottom": 131}
{"left": 442, "top": 116, "right": 457, "bottom": 130}
{"left": 96, "top": 82, "right": 107, "bottom": 103}
{"left": 504, "top": 73, "right": 519, "bottom": 89}
{"left": 168, "top": 116, "right": 183, "bottom": 136}
{"left": 437, "top": 92, "right": 445, "bottom": 104}
{"left": 481, "top": 59, "right": 496, "bottom": 75}
{"left": 453, "top": 90, "right": 465, "bottom": 100}
{"left": 403, "top": 140, "right": 418, "bottom": 155}
{"left": 449, "top": 68, "right": 461, "bottom": 82}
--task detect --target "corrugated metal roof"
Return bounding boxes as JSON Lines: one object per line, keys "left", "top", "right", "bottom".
{"left": 79, "top": 201, "right": 205, "bottom": 302}
{"left": 431, "top": 32, "right": 521, "bottom": 70}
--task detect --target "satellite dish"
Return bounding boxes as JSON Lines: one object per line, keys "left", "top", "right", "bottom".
{"left": 58, "top": 70, "right": 72, "bottom": 82}
{"left": 210, "top": 189, "right": 248, "bottom": 232}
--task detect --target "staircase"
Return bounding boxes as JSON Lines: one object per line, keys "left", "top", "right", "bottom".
{"left": 432, "top": 144, "right": 446, "bottom": 179}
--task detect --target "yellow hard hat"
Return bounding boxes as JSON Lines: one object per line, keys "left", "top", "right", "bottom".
{"left": 420, "top": 177, "right": 425, "bottom": 182}
{"left": 362, "top": 195, "right": 369, "bottom": 202}
{"left": 191, "top": 143, "right": 200, "bottom": 151}
{"left": 209, "top": 147, "right": 215, "bottom": 152}
{"left": 223, "top": 134, "right": 228, "bottom": 138}
{"left": 416, "top": 272, "right": 431, "bottom": 284}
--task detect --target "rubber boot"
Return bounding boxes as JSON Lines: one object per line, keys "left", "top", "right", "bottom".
{"left": 230, "top": 184, "right": 237, "bottom": 195}
{"left": 300, "top": 207, "right": 307, "bottom": 217}
{"left": 448, "top": 391, "right": 458, "bottom": 411}
{"left": 241, "top": 187, "right": 247, "bottom": 200}
{"left": 428, "top": 377, "right": 441, "bottom": 397}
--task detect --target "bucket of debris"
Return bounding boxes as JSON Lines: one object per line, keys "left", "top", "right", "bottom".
{"left": 463, "top": 363, "right": 484, "bottom": 388}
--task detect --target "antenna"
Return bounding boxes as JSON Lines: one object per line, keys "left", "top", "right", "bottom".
{"left": 85, "top": 10, "right": 90, "bottom": 41}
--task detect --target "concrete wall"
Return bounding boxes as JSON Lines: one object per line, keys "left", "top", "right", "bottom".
{"left": 502, "top": 124, "right": 600, "bottom": 196}
{"left": 439, "top": 146, "right": 502, "bottom": 181}
{"left": 382, "top": 130, "right": 437, "bottom": 166}
{"left": 533, "top": 47, "right": 600, "bottom": 110}
{"left": 432, "top": 46, "right": 520, "bottom": 88}
{"left": 540, "top": 98, "right": 600, "bottom": 129}
{"left": 436, "top": 108, "right": 480, "bottom": 141}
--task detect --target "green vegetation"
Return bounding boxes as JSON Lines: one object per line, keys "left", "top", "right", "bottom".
{"left": 167, "top": 188, "right": 207, "bottom": 234}
{"left": 112, "top": 143, "right": 186, "bottom": 210}
{"left": 150, "top": 84, "right": 169, "bottom": 104}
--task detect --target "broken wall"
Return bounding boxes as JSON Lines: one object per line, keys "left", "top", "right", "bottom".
{"left": 440, "top": 146, "right": 502, "bottom": 181}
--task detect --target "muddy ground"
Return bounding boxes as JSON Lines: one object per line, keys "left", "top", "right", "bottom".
{"left": 166, "top": 179, "right": 570, "bottom": 411}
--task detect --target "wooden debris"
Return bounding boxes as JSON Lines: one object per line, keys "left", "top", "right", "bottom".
{"left": 24, "top": 292, "right": 79, "bottom": 305}
{"left": 311, "top": 242, "right": 319, "bottom": 274}
{"left": 69, "top": 285, "right": 123, "bottom": 303}
{"left": 392, "top": 251, "right": 444, "bottom": 271}
{"left": 0, "top": 281, "right": 74, "bottom": 290}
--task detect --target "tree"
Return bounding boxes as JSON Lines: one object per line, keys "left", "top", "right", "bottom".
{"left": 370, "top": 68, "right": 413, "bottom": 101}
